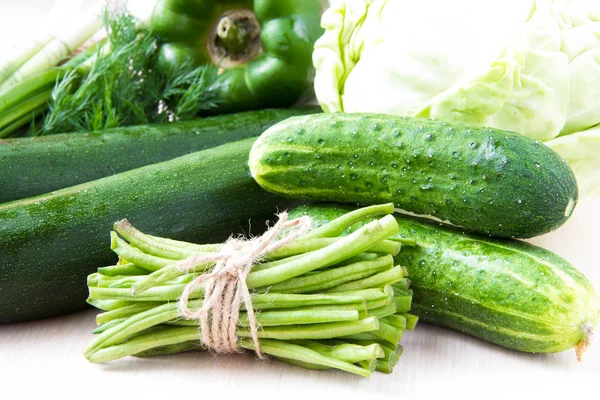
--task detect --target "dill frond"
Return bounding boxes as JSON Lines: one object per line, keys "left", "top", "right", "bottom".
{"left": 40, "top": 8, "right": 220, "bottom": 135}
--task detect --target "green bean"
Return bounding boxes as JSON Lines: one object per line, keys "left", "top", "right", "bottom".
{"left": 237, "top": 317, "right": 379, "bottom": 341}
{"left": 87, "top": 273, "right": 100, "bottom": 287}
{"left": 338, "top": 332, "right": 386, "bottom": 344}
{"left": 85, "top": 301, "right": 197, "bottom": 358}
{"left": 251, "top": 293, "right": 367, "bottom": 310}
{"left": 101, "top": 275, "right": 141, "bottom": 288}
{"left": 114, "top": 220, "right": 209, "bottom": 260}
{"left": 375, "top": 360, "right": 394, "bottom": 373}
{"left": 249, "top": 252, "right": 310, "bottom": 272}
{"left": 394, "top": 296, "right": 413, "bottom": 313}
{"left": 301, "top": 203, "right": 395, "bottom": 239}
{"left": 134, "top": 341, "right": 200, "bottom": 357}
{"left": 131, "top": 263, "right": 210, "bottom": 295}
{"left": 387, "top": 237, "right": 417, "bottom": 246}
{"left": 98, "top": 263, "right": 149, "bottom": 276}
{"left": 239, "top": 339, "right": 371, "bottom": 377}
{"left": 359, "top": 359, "right": 378, "bottom": 372}
{"left": 286, "top": 303, "right": 368, "bottom": 319}
{"left": 393, "top": 286, "right": 412, "bottom": 297}
{"left": 331, "top": 340, "right": 403, "bottom": 367}
{"left": 324, "top": 266, "right": 406, "bottom": 292}
{"left": 398, "top": 313, "right": 419, "bottom": 330}
{"left": 274, "top": 357, "right": 330, "bottom": 370}
{"left": 368, "top": 320, "right": 403, "bottom": 346}
{"left": 96, "top": 302, "right": 162, "bottom": 325}
{"left": 290, "top": 340, "right": 383, "bottom": 363}
{"left": 339, "top": 322, "right": 402, "bottom": 346}
{"left": 381, "top": 315, "right": 407, "bottom": 330}
{"left": 246, "top": 216, "right": 399, "bottom": 288}
{"left": 92, "top": 318, "right": 128, "bottom": 334}
{"left": 329, "top": 287, "right": 394, "bottom": 311}
{"left": 317, "top": 288, "right": 390, "bottom": 304}
{"left": 86, "top": 298, "right": 137, "bottom": 311}
{"left": 267, "top": 237, "right": 400, "bottom": 260}
{"left": 89, "top": 283, "right": 196, "bottom": 302}
{"left": 146, "top": 234, "right": 220, "bottom": 253}
{"left": 89, "top": 326, "right": 200, "bottom": 363}
{"left": 110, "top": 233, "right": 174, "bottom": 271}
{"left": 392, "top": 278, "right": 411, "bottom": 293}
{"left": 245, "top": 309, "right": 359, "bottom": 326}
{"left": 367, "top": 301, "right": 397, "bottom": 319}
{"left": 365, "top": 298, "right": 392, "bottom": 310}
{"left": 264, "top": 255, "right": 394, "bottom": 294}
{"left": 167, "top": 309, "right": 359, "bottom": 327}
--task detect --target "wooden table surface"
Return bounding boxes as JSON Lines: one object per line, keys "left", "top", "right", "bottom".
{"left": 1, "top": 2, "right": 599, "bottom": 399}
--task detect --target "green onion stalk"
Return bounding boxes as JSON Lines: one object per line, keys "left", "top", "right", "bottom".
{"left": 0, "top": 5, "right": 104, "bottom": 138}
{"left": 84, "top": 203, "right": 419, "bottom": 377}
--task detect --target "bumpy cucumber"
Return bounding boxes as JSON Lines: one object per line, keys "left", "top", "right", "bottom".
{"left": 289, "top": 203, "right": 599, "bottom": 358}
{"left": 249, "top": 113, "right": 579, "bottom": 238}
{"left": 0, "top": 107, "right": 319, "bottom": 203}
{"left": 0, "top": 138, "right": 288, "bottom": 323}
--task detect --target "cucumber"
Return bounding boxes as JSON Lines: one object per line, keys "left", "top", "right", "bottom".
{"left": 288, "top": 204, "right": 600, "bottom": 359}
{"left": 249, "top": 113, "right": 579, "bottom": 238}
{"left": 0, "top": 138, "right": 288, "bottom": 323}
{"left": 0, "top": 107, "right": 320, "bottom": 203}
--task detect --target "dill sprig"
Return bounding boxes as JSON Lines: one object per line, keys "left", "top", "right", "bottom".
{"left": 40, "top": 9, "right": 219, "bottom": 135}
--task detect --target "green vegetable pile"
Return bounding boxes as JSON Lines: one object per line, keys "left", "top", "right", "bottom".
{"left": 0, "top": 0, "right": 598, "bottom": 380}
{"left": 85, "top": 203, "right": 417, "bottom": 376}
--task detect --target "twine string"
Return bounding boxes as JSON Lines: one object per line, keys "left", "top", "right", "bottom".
{"left": 176, "top": 213, "right": 312, "bottom": 358}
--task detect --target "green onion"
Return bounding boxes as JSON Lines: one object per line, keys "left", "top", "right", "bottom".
{"left": 399, "top": 313, "right": 419, "bottom": 330}
{"left": 0, "top": 34, "right": 54, "bottom": 86}
{"left": 0, "top": 6, "right": 102, "bottom": 91}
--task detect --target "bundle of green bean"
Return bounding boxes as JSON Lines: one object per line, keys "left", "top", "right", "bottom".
{"left": 84, "top": 203, "right": 418, "bottom": 376}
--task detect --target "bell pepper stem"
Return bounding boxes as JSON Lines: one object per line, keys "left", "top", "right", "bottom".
{"left": 208, "top": 9, "right": 262, "bottom": 68}
{"left": 217, "top": 16, "right": 247, "bottom": 55}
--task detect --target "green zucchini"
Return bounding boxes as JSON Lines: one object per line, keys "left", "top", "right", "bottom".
{"left": 249, "top": 113, "right": 579, "bottom": 238}
{"left": 0, "top": 138, "right": 288, "bottom": 324}
{"left": 288, "top": 204, "right": 599, "bottom": 359}
{"left": 0, "top": 107, "right": 320, "bottom": 203}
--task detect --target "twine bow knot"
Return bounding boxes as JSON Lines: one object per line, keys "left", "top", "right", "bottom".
{"left": 176, "top": 212, "right": 312, "bottom": 358}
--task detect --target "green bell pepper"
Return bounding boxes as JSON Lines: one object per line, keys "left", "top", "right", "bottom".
{"left": 150, "top": 0, "right": 323, "bottom": 113}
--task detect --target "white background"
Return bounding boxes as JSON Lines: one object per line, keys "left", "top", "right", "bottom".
{"left": 0, "top": 1, "right": 599, "bottom": 399}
